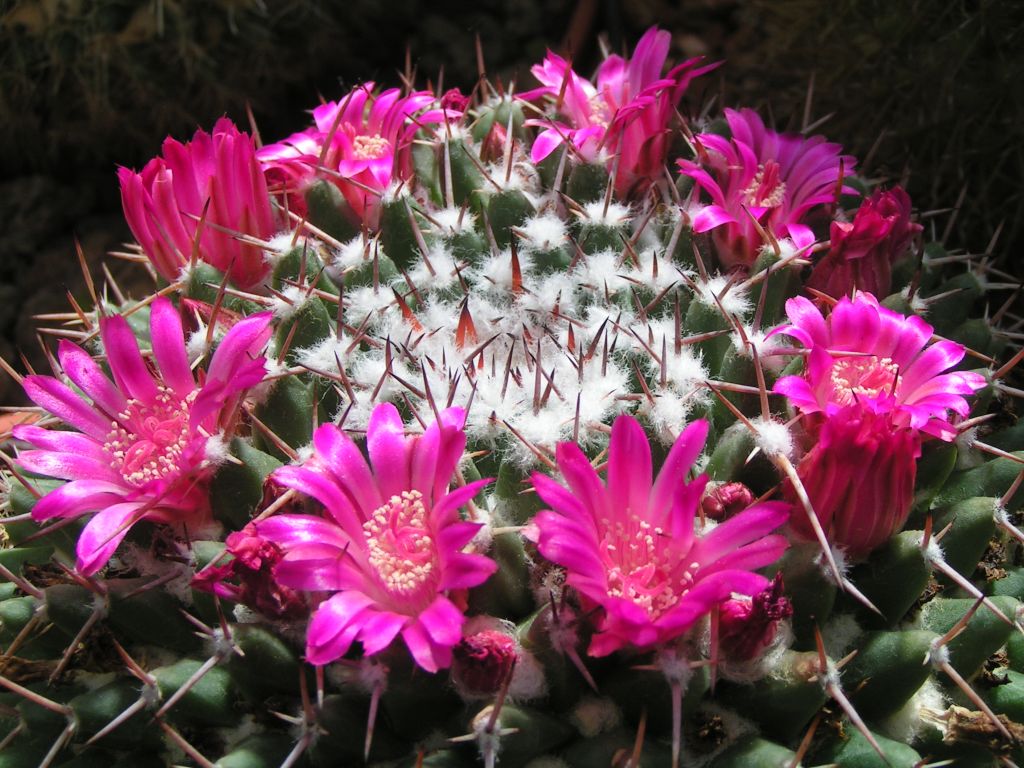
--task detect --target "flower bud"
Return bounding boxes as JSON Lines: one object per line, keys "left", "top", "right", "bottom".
{"left": 808, "top": 186, "right": 922, "bottom": 298}
{"left": 701, "top": 481, "right": 756, "bottom": 521}
{"left": 785, "top": 406, "right": 921, "bottom": 560}
{"left": 718, "top": 573, "right": 792, "bottom": 661}
{"left": 451, "top": 629, "right": 518, "bottom": 697}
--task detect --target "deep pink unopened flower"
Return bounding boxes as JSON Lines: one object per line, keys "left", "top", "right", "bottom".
{"left": 701, "top": 481, "right": 755, "bottom": 521}
{"left": 772, "top": 293, "right": 987, "bottom": 440}
{"left": 718, "top": 573, "right": 792, "bottom": 661}
{"left": 255, "top": 404, "right": 496, "bottom": 672}
{"left": 808, "top": 186, "right": 923, "bottom": 298}
{"left": 119, "top": 118, "right": 277, "bottom": 291}
{"left": 678, "top": 109, "right": 857, "bottom": 268}
{"left": 14, "top": 299, "right": 273, "bottom": 575}
{"left": 530, "top": 415, "right": 789, "bottom": 657}
{"left": 258, "top": 85, "right": 459, "bottom": 226}
{"left": 785, "top": 406, "right": 921, "bottom": 559}
{"left": 522, "top": 27, "right": 717, "bottom": 197}
{"left": 193, "top": 524, "right": 307, "bottom": 620}
{"left": 451, "top": 629, "right": 518, "bottom": 696}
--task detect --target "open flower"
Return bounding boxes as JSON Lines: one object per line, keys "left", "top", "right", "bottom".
{"left": 808, "top": 185, "right": 923, "bottom": 298}
{"left": 530, "top": 414, "right": 789, "bottom": 657}
{"left": 14, "top": 299, "right": 273, "bottom": 575}
{"left": 258, "top": 85, "right": 459, "bottom": 227}
{"left": 772, "top": 293, "right": 987, "bottom": 440}
{"left": 678, "top": 108, "right": 857, "bottom": 268}
{"left": 119, "top": 118, "right": 277, "bottom": 291}
{"left": 256, "top": 403, "right": 495, "bottom": 672}
{"left": 522, "top": 26, "right": 716, "bottom": 197}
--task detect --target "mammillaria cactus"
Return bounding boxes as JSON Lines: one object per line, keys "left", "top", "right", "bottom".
{"left": 2, "top": 24, "right": 1024, "bottom": 768}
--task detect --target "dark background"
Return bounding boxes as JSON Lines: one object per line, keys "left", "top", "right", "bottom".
{"left": 2, "top": 0, "right": 1021, "bottom": 403}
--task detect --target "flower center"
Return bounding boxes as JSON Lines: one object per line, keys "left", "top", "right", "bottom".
{"left": 742, "top": 161, "right": 786, "bottom": 208}
{"left": 352, "top": 134, "right": 391, "bottom": 160}
{"left": 363, "top": 490, "right": 438, "bottom": 596}
{"left": 830, "top": 355, "right": 901, "bottom": 405}
{"left": 600, "top": 512, "right": 695, "bottom": 620}
{"left": 104, "top": 387, "right": 193, "bottom": 487}
{"left": 587, "top": 94, "right": 613, "bottom": 128}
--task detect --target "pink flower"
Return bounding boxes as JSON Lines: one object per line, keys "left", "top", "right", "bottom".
{"left": 785, "top": 406, "right": 921, "bottom": 559}
{"left": 772, "top": 293, "right": 987, "bottom": 440}
{"left": 255, "top": 404, "right": 496, "bottom": 672}
{"left": 14, "top": 299, "right": 273, "bottom": 575}
{"left": 678, "top": 108, "right": 857, "bottom": 268}
{"left": 808, "top": 186, "right": 923, "bottom": 298}
{"left": 522, "top": 27, "right": 716, "bottom": 197}
{"left": 258, "top": 85, "right": 458, "bottom": 227}
{"left": 118, "top": 118, "right": 277, "bottom": 291}
{"left": 717, "top": 573, "right": 791, "bottom": 661}
{"left": 530, "top": 414, "right": 789, "bottom": 657}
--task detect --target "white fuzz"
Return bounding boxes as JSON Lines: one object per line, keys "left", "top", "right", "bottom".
{"left": 643, "top": 391, "right": 702, "bottom": 446}
{"left": 821, "top": 613, "right": 862, "bottom": 658}
{"left": 570, "top": 696, "right": 622, "bottom": 738}
{"left": 730, "top": 325, "right": 786, "bottom": 372}
{"left": 408, "top": 243, "right": 459, "bottom": 290}
{"left": 475, "top": 247, "right": 535, "bottom": 292}
{"left": 686, "top": 703, "right": 758, "bottom": 768}
{"left": 332, "top": 235, "right": 371, "bottom": 273}
{"left": 579, "top": 249, "right": 631, "bottom": 295}
{"left": 880, "top": 677, "right": 947, "bottom": 744}
{"left": 509, "top": 648, "right": 548, "bottom": 701}
{"left": 115, "top": 543, "right": 194, "bottom": 605}
{"left": 344, "top": 285, "right": 392, "bottom": 328}
{"left": 232, "top": 604, "right": 259, "bottom": 624}
{"left": 186, "top": 325, "right": 214, "bottom": 361}
{"left": 693, "top": 275, "right": 751, "bottom": 317}
{"left": 750, "top": 417, "right": 793, "bottom": 459}
{"left": 517, "top": 213, "right": 568, "bottom": 252}
{"left": 265, "top": 232, "right": 304, "bottom": 261}
{"left": 202, "top": 433, "right": 231, "bottom": 466}
{"left": 293, "top": 335, "right": 348, "bottom": 374}
{"left": 431, "top": 206, "right": 476, "bottom": 235}
{"left": 914, "top": 532, "right": 945, "bottom": 566}
{"left": 270, "top": 285, "right": 311, "bottom": 320}
{"left": 581, "top": 200, "right": 631, "bottom": 227}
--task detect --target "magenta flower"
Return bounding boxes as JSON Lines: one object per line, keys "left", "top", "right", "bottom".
{"left": 808, "top": 186, "right": 923, "bottom": 298}
{"left": 678, "top": 108, "right": 857, "bottom": 268}
{"left": 119, "top": 118, "right": 277, "bottom": 291}
{"left": 530, "top": 415, "right": 789, "bottom": 657}
{"left": 14, "top": 299, "right": 273, "bottom": 575}
{"left": 521, "top": 27, "right": 716, "bottom": 197}
{"left": 258, "top": 85, "right": 458, "bottom": 227}
{"left": 255, "top": 404, "right": 495, "bottom": 672}
{"left": 785, "top": 406, "right": 921, "bottom": 559}
{"left": 772, "top": 293, "right": 987, "bottom": 440}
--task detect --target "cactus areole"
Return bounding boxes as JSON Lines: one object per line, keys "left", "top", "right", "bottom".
{"left": 1, "top": 24, "right": 1020, "bottom": 768}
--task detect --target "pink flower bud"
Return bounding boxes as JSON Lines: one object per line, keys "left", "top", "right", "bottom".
{"left": 718, "top": 573, "right": 791, "bottom": 661}
{"left": 451, "top": 629, "right": 518, "bottom": 696}
{"left": 785, "top": 406, "right": 921, "bottom": 560}
{"left": 808, "top": 186, "right": 923, "bottom": 298}
{"left": 701, "top": 482, "right": 755, "bottom": 521}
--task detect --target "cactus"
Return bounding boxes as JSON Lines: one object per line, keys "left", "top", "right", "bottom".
{"left": 1, "top": 24, "right": 1023, "bottom": 768}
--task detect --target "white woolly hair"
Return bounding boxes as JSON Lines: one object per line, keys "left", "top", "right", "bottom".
{"left": 570, "top": 696, "right": 622, "bottom": 738}
{"left": 750, "top": 417, "right": 794, "bottom": 459}
{"left": 692, "top": 274, "right": 752, "bottom": 317}
{"left": 431, "top": 206, "right": 477, "bottom": 235}
{"left": 517, "top": 212, "right": 569, "bottom": 252}
{"left": 270, "top": 284, "right": 312, "bottom": 320}
{"left": 581, "top": 200, "right": 631, "bottom": 227}
{"left": 878, "top": 677, "right": 947, "bottom": 744}
{"left": 821, "top": 613, "right": 862, "bottom": 659}
{"left": 684, "top": 703, "right": 759, "bottom": 768}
